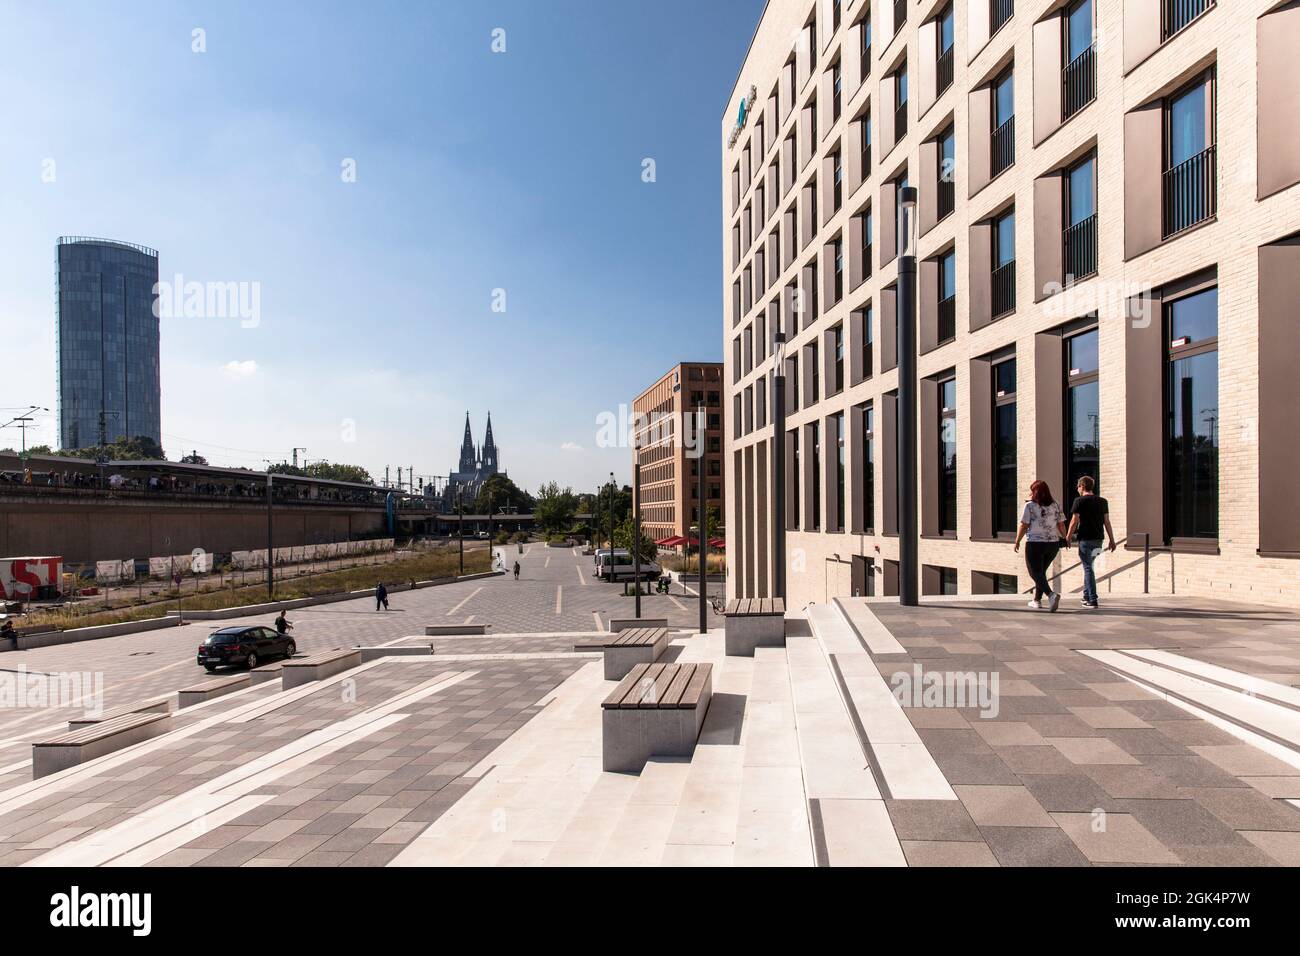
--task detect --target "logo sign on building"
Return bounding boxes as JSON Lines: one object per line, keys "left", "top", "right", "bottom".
{"left": 728, "top": 85, "right": 758, "bottom": 149}
{"left": 0, "top": 556, "right": 63, "bottom": 601}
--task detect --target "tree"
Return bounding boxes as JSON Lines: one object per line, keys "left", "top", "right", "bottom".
{"left": 534, "top": 481, "right": 578, "bottom": 534}
{"left": 179, "top": 451, "right": 209, "bottom": 465}
{"left": 475, "top": 474, "right": 534, "bottom": 515}
{"left": 48, "top": 435, "right": 166, "bottom": 461}
{"left": 689, "top": 505, "right": 723, "bottom": 545}
{"left": 614, "top": 516, "right": 659, "bottom": 564}
{"left": 269, "top": 461, "right": 373, "bottom": 484}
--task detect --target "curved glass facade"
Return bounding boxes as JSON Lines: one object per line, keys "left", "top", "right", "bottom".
{"left": 55, "top": 238, "right": 160, "bottom": 449}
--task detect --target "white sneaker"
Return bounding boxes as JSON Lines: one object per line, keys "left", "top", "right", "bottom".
{"left": 1048, "top": 593, "right": 1061, "bottom": 612}
{"left": 1027, "top": 599, "right": 1041, "bottom": 610}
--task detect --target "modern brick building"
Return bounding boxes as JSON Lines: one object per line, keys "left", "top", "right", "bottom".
{"left": 633, "top": 363, "right": 725, "bottom": 547}
{"left": 723, "top": 0, "right": 1300, "bottom": 607}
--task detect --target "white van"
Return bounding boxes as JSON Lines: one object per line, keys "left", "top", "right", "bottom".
{"left": 594, "top": 549, "right": 660, "bottom": 582}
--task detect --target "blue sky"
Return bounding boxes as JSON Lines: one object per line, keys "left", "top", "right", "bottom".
{"left": 0, "top": 0, "right": 764, "bottom": 493}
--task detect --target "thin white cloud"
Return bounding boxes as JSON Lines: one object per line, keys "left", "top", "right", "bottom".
{"left": 221, "top": 359, "right": 259, "bottom": 378}
{"left": 560, "top": 441, "right": 583, "bottom": 452}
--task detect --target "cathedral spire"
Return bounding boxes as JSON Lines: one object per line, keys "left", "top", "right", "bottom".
{"left": 482, "top": 411, "right": 498, "bottom": 473}
{"left": 458, "top": 411, "right": 476, "bottom": 474}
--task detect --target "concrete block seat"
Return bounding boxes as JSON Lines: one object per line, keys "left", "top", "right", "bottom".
{"left": 601, "top": 662, "right": 713, "bottom": 773}
{"left": 33, "top": 712, "right": 172, "bottom": 778}
{"left": 608, "top": 618, "right": 668, "bottom": 633}
{"left": 724, "top": 597, "right": 786, "bottom": 657}
{"left": 249, "top": 660, "right": 287, "bottom": 685}
{"left": 281, "top": 648, "right": 362, "bottom": 689}
{"left": 600, "top": 627, "right": 673, "bottom": 680}
{"left": 67, "top": 694, "right": 173, "bottom": 730}
{"left": 425, "top": 623, "right": 489, "bottom": 636}
{"left": 178, "top": 673, "right": 250, "bottom": 708}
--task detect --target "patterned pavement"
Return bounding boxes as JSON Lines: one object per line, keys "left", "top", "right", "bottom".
{"left": 867, "top": 597, "right": 1300, "bottom": 866}
{"left": 0, "top": 544, "right": 721, "bottom": 866}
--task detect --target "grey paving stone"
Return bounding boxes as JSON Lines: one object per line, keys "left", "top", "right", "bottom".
{"left": 980, "top": 825, "right": 1092, "bottom": 867}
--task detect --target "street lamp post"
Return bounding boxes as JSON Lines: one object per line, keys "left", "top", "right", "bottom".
{"left": 772, "top": 333, "right": 787, "bottom": 600}
{"left": 457, "top": 490, "right": 464, "bottom": 576}
{"left": 607, "top": 471, "right": 615, "bottom": 583}
{"left": 697, "top": 405, "right": 708, "bottom": 634}
{"left": 898, "top": 186, "right": 920, "bottom": 607}
{"left": 265, "top": 467, "right": 275, "bottom": 599}
{"left": 633, "top": 450, "right": 642, "bottom": 619}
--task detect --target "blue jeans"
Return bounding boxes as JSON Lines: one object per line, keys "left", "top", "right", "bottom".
{"left": 1078, "top": 541, "right": 1102, "bottom": 604}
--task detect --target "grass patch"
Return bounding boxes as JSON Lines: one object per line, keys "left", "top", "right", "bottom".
{"left": 24, "top": 547, "right": 492, "bottom": 633}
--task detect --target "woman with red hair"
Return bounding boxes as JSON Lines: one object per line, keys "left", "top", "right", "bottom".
{"left": 1013, "top": 480, "right": 1067, "bottom": 611}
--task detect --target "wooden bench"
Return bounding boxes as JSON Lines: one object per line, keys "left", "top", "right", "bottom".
{"left": 178, "top": 673, "right": 250, "bottom": 708}
{"left": 601, "top": 627, "right": 673, "bottom": 680}
{"left": 281, "top": 648, "right": 362, "bottom": 689}
{"left": 67, "top": 694, "right": 173, "bottom": 730}
{"left": 33, "top": 712, "right": 172, "bottom": 778}
{"left": 601, "top": 662, "right": 713, "bottom": 772}
{"left": 724, "top": 597, "right": 786, "bottom": 657}
{"left": 424, "top": 623, "right": 489, "bottom": 636}
{"left": 608, "top": 618, "right": 668, "bottom": 633}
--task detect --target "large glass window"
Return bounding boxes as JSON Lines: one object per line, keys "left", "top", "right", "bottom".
{"left": 1067, "top": 156, "right": 1096, "bottom": 227}
{"left": 834, "top": 412, "right": 846, "bottom": 532}
{"left": 811, "top": 421, "right": 822, "bottom": 531}
{"left": 863, "top": 404, "right": 875, "bottom": 533}
{"left": 791, "top": 429, "right": 801, "bottom": 529}
{"left": 1066, "top": 0, "right": 1093, "bottom": 62}
{"left": 1168, "top": 82, "right": 1206, "bottom": 167}
{"left": 938, "top": 249, "right": 957, "bottom": 343}
{"left": 993, "top": 358, "right": 1018, "bottom": 534}
{"left": 994, "top": 70, "right": 1014, "bottom": 128}
{"left": 1166, "top": 287, "right": 1219, "bottom": 540}
{"left": 1065, "top": 328, "right": 1099, "bottom": 515}
{"left": 938, "top": 127, "right": 956, "bottom": 218}
{"left": 939, "top": 377, "right": 957, "bottom": 534}
{"left": 832, "top": 324, "right": 844, "bottom": 392}
{"left": 864, "top": 304, "right": 874, "bottom": 378}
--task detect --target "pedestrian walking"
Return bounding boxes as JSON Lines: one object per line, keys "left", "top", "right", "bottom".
{"left": 274, "top": 610, "right": 294, "bottom": 634}
{"left": 1065, "top": 476, "right": 1117, "bottom": 609}
{"left": 375, "top": 581, "right": 388, "bottom": 611}
{"left": 1013, "top": 479, "right": 1067, "bottom": 612}
{"left": 512, "top": 561, "right": 520, "bottom": 581}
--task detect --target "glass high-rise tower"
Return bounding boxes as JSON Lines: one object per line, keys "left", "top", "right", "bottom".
{"left": 55, "top": 237, "right": 161, "bottom": 450}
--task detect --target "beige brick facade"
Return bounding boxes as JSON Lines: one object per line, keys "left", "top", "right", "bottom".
{"left": 723, "top": 0, "right": 1300, "bottom": 609}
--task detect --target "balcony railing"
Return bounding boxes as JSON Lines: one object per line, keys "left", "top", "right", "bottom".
{"left": 895, "top": 0, "right": 908, "bottom": 31}
{"left": 991, "top": 260, "right": 1016, "bottom": 318}
{"left": 937, "top": 296, "right": 956, "bottom": 343}
{"left": 1062, "top": 44, "right": 1096, "bottom": 120}
{"left": 1162, "top": 145, "right": 1217, "bottom": 238}
{"left": 936, "top": 46, "right": 954, "bottom": 96}
{"left": 937, "top": 174, "right": 955, "bottom": 220}
{"left": 991, "top": 116, "right": 1014, "bottom": 177}
{"left": 1162, "top": 0, "right": 1213, "bottom": 42}
{"left": 991, "top": 0, "right": 1014, "bottom": 34}
{"left": 895, "top": 102, "right": 908, "bottom": 141}
{"left": 1063, "top": 214, "right": 1098, "bottom": 282}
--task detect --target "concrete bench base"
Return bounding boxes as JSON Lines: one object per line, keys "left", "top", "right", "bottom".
{"left": 359, "top": 645, "right": 431, "bottom": 662}
{"left": 724, "top": 615, "right": 787, "bottom": 656}
{"left": 425, "top": 624, "right": 489, "bottom": 636}
{"left": 608, "top": 618, "right": 668, "bottom": 633}
{"left": 281, "top": 649, "right": 362, "bottom": 689}
{"left": 603, "top": 630, "right": 673, "bottom": 680}
{"left": 68, "top": 694, "right": 173, "bottom": 730}
{"left": 34, "top": 712, "right": 172, "bottom": 778}
{"left": 601, "top": 663, "right": 712, "bottom": 773}
{"left": 249, "top": 662, "right": 286, "bottom": 685}
{"left": 178, "top": 674, "right": 250, "bottom": 708}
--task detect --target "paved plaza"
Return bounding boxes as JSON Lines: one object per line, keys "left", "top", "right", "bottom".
{"left": 1, "top": 544, "right": 1298, "bottom": 866}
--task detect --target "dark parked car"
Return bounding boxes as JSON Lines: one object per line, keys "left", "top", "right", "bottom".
{"left": 197, "top": 625, "right": 295, "bottom": 672}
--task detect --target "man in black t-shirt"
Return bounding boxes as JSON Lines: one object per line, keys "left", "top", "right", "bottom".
{"left": 1066, "top": 476, "right": 1117, "bottom": 609}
